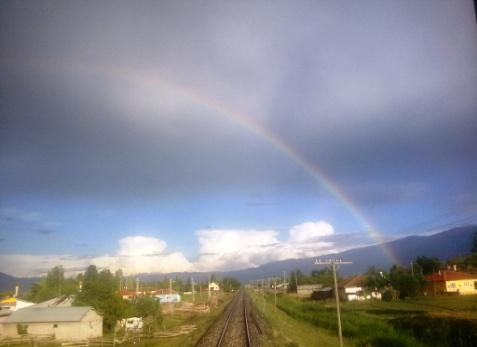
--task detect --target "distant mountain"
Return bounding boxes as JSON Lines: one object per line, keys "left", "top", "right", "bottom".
{"left": 1, "top": 226, "right": 475, "bottom": 290}
{"left": 135, "top": 225, "right": 477, "bottom": 283}
{"left": 0, "top": 272, "right": 40, "bottom": 295}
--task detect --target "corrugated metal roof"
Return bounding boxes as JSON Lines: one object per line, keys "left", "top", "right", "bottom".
{"left": 32, "top": 296, "right": 74, "bottom": 308}
{"left": 4, "top": 306, "right": 96, "bottom": 323}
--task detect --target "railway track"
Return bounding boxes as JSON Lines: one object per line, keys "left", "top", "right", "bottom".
{"left": 195, "top": 290, "right": 261, "bottom": 347}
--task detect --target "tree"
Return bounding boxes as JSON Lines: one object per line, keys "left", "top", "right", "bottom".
{"left": 415, "top": 256, "right": 441, "bottom": 275}
{"left": 133, "top": 296, "right": 162, "bottom": 332}
{"left": 364, "top": 267, "right": 388, "bottom": 291}
{"left": 220, "top": 277, "right": 241, "bottom": 292}
{"left": 288, "top": 269, "right": 306, "bottom": 292}
{"left": 389, "top": 265, "right": 420, "bottom": 299}
{"left": 75, "top": 266, "right": 129, "bottom": 332}
{"left": 114, "top": 269, "right": 123, "bottom": 291}
{"left": 27, "top": 266, "right": 78, "bottom": 303}
{"left": 472, "top": 231, "right": 477, "bottom": 253}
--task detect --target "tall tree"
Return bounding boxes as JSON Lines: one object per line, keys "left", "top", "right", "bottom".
{"left": 364, "top": 267, "right": 389, "bottom": 291}
{"left": 27, "top": 266, "right": 77, "bottom": 302}
{"left": 472, "top": 231, "right": 477, "bottom": 253}
{"left": 415, "top": 256, "right": 441, "bottom": 275}
{"left": 75, "top": 266, "right": 129, "bottom": 332}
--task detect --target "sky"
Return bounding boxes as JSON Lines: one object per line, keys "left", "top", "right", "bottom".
{"left": 1, "top": 0, "right": 477, "bottom": 277}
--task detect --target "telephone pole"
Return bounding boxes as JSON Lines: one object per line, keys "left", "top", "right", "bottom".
{"left": 283, "top": 271, "right": 286, "bottom": 293}
{"left": 315, "top": 258, "right": 352, "bottom": 347}
{"left": 273, "top": 277, "right": 277, "bottom": 310}
{"left": 294, "top": 270, "right": 298, "bottom": 293}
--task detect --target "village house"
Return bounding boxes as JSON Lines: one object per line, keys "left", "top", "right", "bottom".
{"left": 296, "top": 284, "right": 323, "bottom": 297}
{"left": 424, "top": 270, "right": 477, "bottom": 295}
{"left": 118, "top": 290, "right": 138, "bottom": 301}
{"left": 341, "top": 275, "right": 382, "bottom": 301}
{"left": 208, "top": 282, "right": 220, "bottom": 291}
{"left": 1, "top": 306, "right": 102, "bottom": 340}
{"left": 154, "top": 289, "right": 181, "bottom": 303}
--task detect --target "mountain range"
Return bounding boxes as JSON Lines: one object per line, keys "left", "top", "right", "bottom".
{"left": 0, "top": 225, "right": 475, "bottom": 293}
{"left": 136, "top": 225, "right": 477, "bottom": 283}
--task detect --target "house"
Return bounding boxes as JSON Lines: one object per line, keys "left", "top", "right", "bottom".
{"left": 1, "top": 306, "right": 102, "bottom": 340}
{"left": 296, "top": 284, "right": 323, "bottom": 297}
{"left": 154, "top": 289, "right": 181, "bottom": 303}
{"left": 0, "top": 297, "right": 34, "bottom": 312}
{"left": 118, "top": 290, "right": 138, "bottom": 301}
{"left": 209, "top": 282, "right": 220, "bottom": 291}
{"left": 311, "top": 287, "right": 333, "bottom": 300}
{"left": 425, "top": 270, "right": 477, "bottom": 295}
{"left": 341, "top": 275, "right": 382, "bottom": 301}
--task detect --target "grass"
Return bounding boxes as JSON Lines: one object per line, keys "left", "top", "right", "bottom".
{"left": 264, "top": 293, "right": 477, "bottom": 347}
{"left": 124, "top": 292, "right": 233, "bottom": 347}
{"left": 249, "top": 290, "right": 352, "bottom": 347}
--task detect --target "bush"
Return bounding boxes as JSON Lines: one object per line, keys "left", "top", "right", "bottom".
{"left": 391, "top": 314, "right": 477, "bottom": 347}
{"left": 360, "top": 335, "right": 413, "bottom": 347}
{"left": 382, "top": 290, "right": 393, "bottom": 301}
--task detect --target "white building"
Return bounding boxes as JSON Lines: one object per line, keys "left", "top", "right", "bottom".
{"left": 341, "top": 275, "right": 381, "bottom": 301}
{"left": 155, "top": 289, "right": 181, "bottom": 303}
{"left": 1, "top": 306, "right": 102, "bottom": 340}
{"left": 209, "top": 282, "right": 220, "bottom": 291}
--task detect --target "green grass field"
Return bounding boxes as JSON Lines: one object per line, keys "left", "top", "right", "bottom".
{"left": 253, "top": 291, "right": 477, "bottom": 347}
{"left": 250, "top": 290, "right": 353, "bottom": 347}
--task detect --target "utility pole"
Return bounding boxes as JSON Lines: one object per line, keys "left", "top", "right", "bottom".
{"left": 315, "top": 258, "right": 352, "bottom": 347}
{"left": 295, "top": 270, "right": 299, "bottom": 293}
{"left": 273, "top": 278, "right": 277, "bottom": 310}
{"left": 410, "top": 260, "right": 414, "bottom": 277}
{"left": 208, "top": 274, "right": 211, "bottom": 300}
{"left": 192, "top": 277, "right": 195, "bottom": 303}
{"left": 261, "top": 278, "right": 265, "bottom": 313}
{"left": 283, "top": 271, "right": 286, "bottom": 293}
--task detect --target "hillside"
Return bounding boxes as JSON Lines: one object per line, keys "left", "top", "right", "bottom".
{"left": 0, "top": 272, "right": 40, "bottom": 295}
{"left": 1, "top": 226, "right": 475, "bottom": 290}
{"left": 136, "top": 225, "right": 477, "bottom": 282}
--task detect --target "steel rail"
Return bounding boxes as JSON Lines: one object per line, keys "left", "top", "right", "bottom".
{"left": 243, "top": 291, "right": 252, "bottom": 347}
{"left": 216, "top": 293, "right": 240, "bottom": 347}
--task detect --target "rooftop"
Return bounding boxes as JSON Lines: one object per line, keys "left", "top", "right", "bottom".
{"left": 425, "top": 270, "right": 477, "bottom": 282}
{"left": 4, "top": 306, "right": 96, "bottom": 323}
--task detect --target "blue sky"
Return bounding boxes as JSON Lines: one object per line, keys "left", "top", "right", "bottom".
{"left": 1, "top": 0, "right": 477, "bottom": 276}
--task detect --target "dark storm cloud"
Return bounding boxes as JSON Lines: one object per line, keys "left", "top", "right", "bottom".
{"left": 1, "top": 0, "right": 476, "bottom": 205}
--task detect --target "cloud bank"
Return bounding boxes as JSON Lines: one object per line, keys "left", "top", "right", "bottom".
{"left": 0, "top": 221, "right": 343, "bottom": 277}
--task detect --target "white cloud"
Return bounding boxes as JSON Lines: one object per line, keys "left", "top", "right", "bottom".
{"left": 194, "top": 221, "right": 337, "bottom": 272}
{"left": 0, "top": 235, "right": 192, "bottom": 277}
{"left": 0, "top": 221, "right": 340, "bottom": 277}
{"left": 289, "top": 221, "right": 334, "bottom": 243}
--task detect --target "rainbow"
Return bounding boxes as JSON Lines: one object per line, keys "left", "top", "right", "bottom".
{"left": 78, "top": 63, "right": 398, "bottom": 263}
